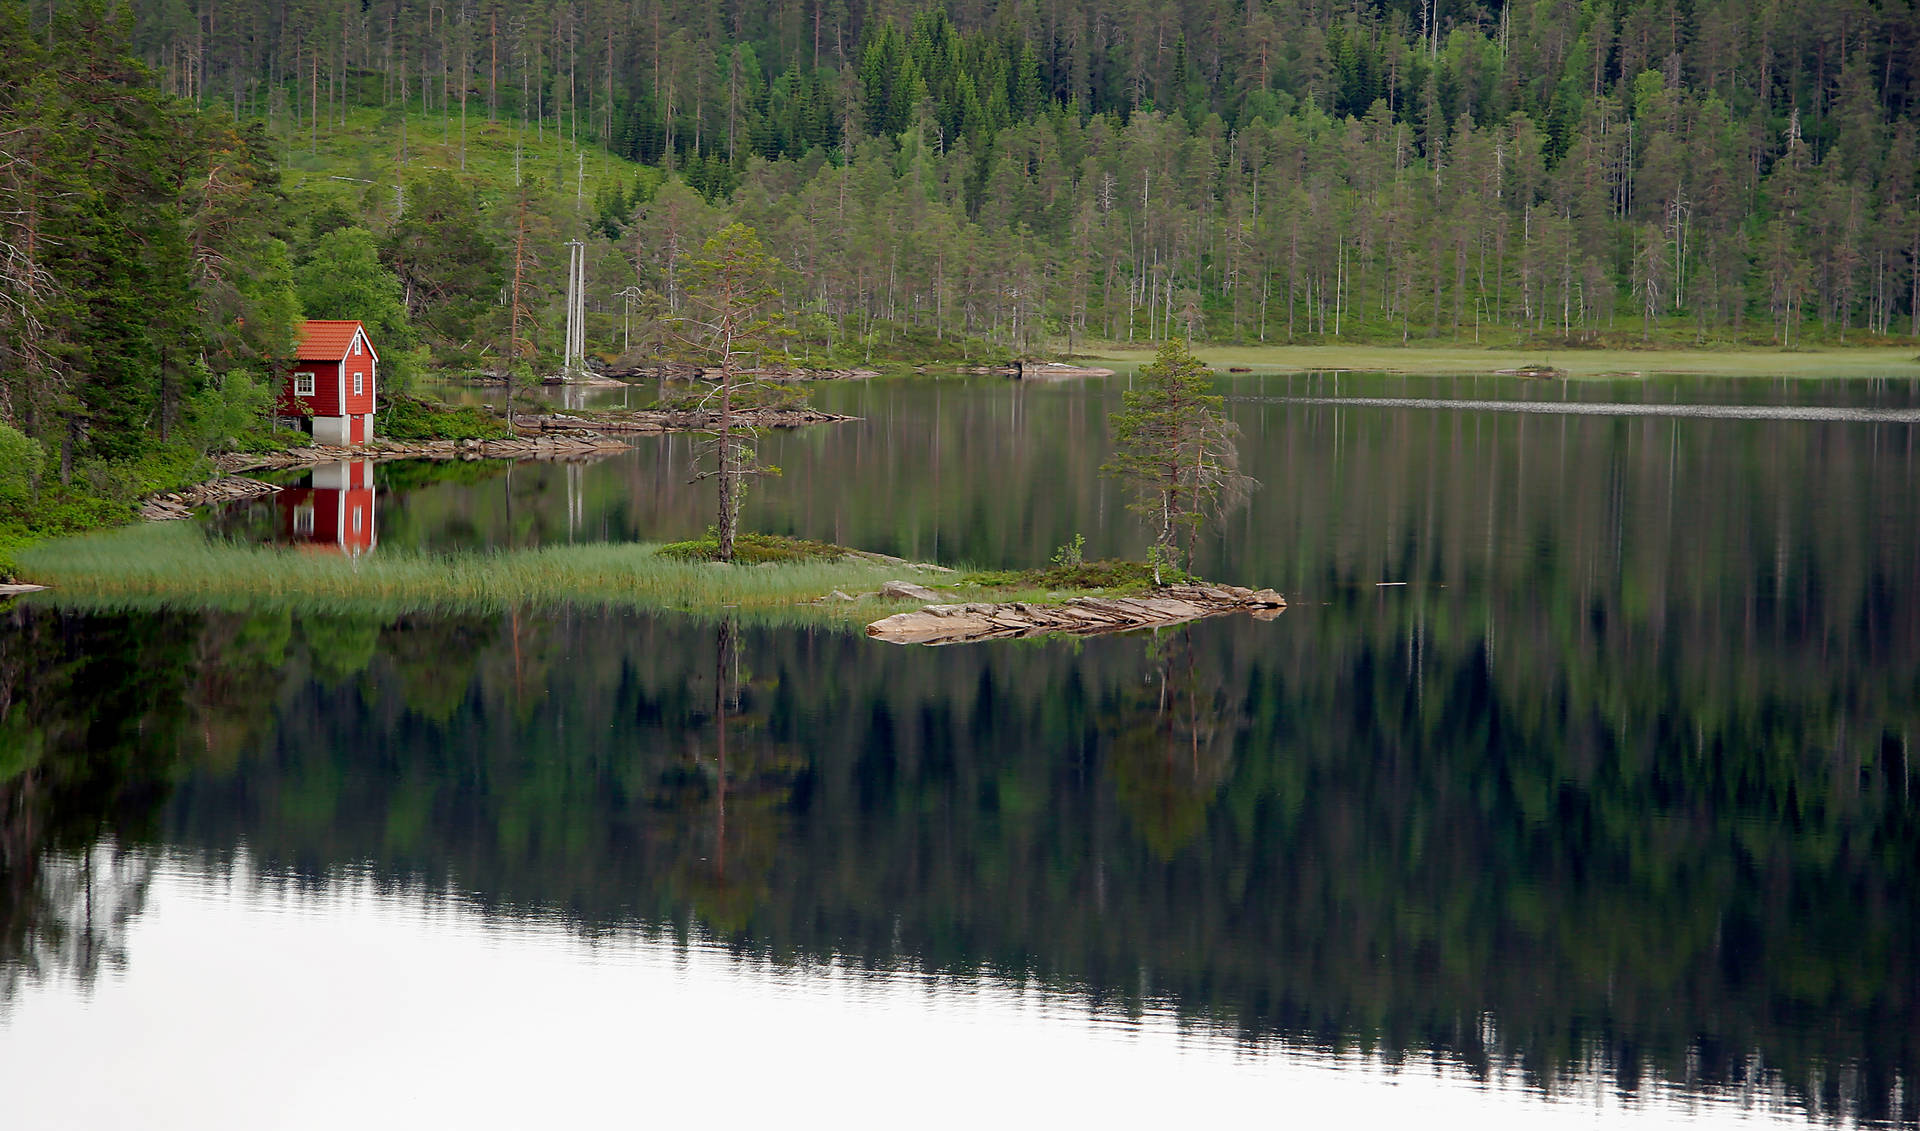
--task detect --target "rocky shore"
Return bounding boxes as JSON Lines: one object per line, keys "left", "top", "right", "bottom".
{"left": 606, "top": 360, "right": 878, "bottom": 382}
{"left": 139, "top": 475, "right": 283, "bottom": 520}
{"left": 214, "top": 434, "right": 633, "bottom": 473}
{"left": 866, "top": 584, "right": 1286, "bottom": 645}
{"left": 961, "top": 360, "right": 1117, "bottom": 379}
{"left": 513, "top": 406, "right": 858, "bottom": 433}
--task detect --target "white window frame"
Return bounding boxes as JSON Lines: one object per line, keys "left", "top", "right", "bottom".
{"left": 294, "top": 372, "right": 316, "bottom": 397}
{"left": 293, "top": 503, "right": 315, "bottom": 535}
{"left": 354, "top": 372, "right": 364, "bottom": 396}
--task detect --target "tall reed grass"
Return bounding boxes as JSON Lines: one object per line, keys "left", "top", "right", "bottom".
{"left": 17, "top": 523, "right": 916, "bottom": 627}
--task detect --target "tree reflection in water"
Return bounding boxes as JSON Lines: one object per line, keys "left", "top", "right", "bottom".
{"left": 1105, "top": 628, "right": 1239, "bottom": 860}
{"left": 0, "top": 841, "right": 153, "bottom": 1009}
{"left": 0, "top": 597, "right": 1913, "bottom": 1124}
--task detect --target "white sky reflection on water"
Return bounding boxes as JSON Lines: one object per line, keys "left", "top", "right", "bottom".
{"left": 0, "top": 855, "right": 1815, "bottom": 1131}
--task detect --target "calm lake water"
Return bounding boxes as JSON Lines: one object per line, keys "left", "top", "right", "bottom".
{"left": 3, "top": 371, "right": 1917, "bottom": 1128}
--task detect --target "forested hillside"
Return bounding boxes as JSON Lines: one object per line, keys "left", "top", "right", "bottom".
{"left": 3, "top": 0, "right": 1919, "bottom": 558}
{"left": 122, "top": 0, "right": 1920, "bottom": 349}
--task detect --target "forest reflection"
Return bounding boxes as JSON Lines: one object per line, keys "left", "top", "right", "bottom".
{"left": 7, "top": 376, "right": 1918, "bottom": 1123}
{"left": 2, "top": 586, "right": 1913, "bottom": 1123}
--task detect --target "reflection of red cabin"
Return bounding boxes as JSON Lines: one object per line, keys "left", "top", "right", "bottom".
{"left": 281, "top": 320, "right": 378, "bottom": 446}
{"left": 276, "top": 460, "right": 377, "bottom": 556}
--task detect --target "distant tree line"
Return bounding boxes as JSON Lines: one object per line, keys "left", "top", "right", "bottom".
{"left": 110, "top": 0, "right": 1920, "bottom": 348}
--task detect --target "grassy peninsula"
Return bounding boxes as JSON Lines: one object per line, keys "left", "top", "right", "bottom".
{"left": 13, "top": 522, "right": 1181, "bottom": 627}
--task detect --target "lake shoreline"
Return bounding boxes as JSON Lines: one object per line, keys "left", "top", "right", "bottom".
{"left": 11, "top": 522, "right": 1280, "bottom": 642}
{"left": 1084, "top": 343, "right": 1920, "bottom": 378}
{"left": 216, "top": 434, "right": 633, "bottom": 473}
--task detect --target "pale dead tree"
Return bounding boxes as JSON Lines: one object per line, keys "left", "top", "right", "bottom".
{"left": 0, "top": 145, "right": 62, "bottom": 424}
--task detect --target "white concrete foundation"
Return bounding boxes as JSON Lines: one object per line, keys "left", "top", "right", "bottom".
{"left": 311, "top": 416, "right": 352, "bottom": 446}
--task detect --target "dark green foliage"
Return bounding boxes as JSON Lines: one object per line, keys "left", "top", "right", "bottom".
{"left": 295, "top": 226, "right": 422, "bottom": 389}
{"left": 0, "top": 2, "right": 300, "bottom": 562}
{"left": 1104, "top": 340, "right": 1251, "bottom": 573}
{"left": 655, "top": 530, "right": 854, "bottom": 564}
{"left": 376, "top": 392, "right": 512, "bottom": 442}
{"left": 379, "top": 172, "right": 504, "bottom": 342}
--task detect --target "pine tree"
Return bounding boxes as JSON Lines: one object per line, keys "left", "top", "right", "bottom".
{"left": 683, "top": 222, "right": 785, "bottom": 562}
{"left": 1102, "top": 338, "right": 1252, "bottom": 582}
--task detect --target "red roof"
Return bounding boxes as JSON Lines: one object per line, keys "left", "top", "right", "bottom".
{"left": 295, "top": 320, "right": 377, "bottom": 362}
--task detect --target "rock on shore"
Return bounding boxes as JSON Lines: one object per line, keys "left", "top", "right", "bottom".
{"left": 867, "top": 584, "right": 1285, "bottom": 645}
{"left": 604, "top": 360, "right": 878, "bottom": 382}
{"left": 514, "top": 406, "right": 858, "bottom": 433}
{"left": 215, "top": 434, "right": 632, "bottom": 473}
{"left": 140, "top": 476, "right": 283, "bottom": 521}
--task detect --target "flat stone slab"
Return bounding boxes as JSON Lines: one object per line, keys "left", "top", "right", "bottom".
{"left": 867, "top": 584, "right": 1285, "bottom": 645}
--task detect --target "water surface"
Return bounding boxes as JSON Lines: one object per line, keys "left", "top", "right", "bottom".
{"left": 2, "top": 370, "right": 1915, "bottom": 1127}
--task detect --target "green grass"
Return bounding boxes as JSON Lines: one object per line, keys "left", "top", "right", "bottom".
{"left": 1082, "top": 342, "right": 1920, "bottom": 378}
{"left": 15, "top": 522, "right": 909, "bottom": 625}
{"left": 0, "top": 444, "right": 222, "bottom": 580}
{"left": 957, "top": 558, "right": 1184, "bottom": 593}
{"left": 278, "top": 105, "right": 647, "bottom": 217}
{"left": 656, "top": 530, "right": 861, "bottom": 564}
{"left": 12, "top": 523, "right": 1196, "bottom": 629}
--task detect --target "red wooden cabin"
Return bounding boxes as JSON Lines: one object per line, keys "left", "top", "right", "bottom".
{"left": 276, "top": 460, "right": 377, "bottom": 556}
{"left": 280, "top": 319, "right": 378, "bottom": 446}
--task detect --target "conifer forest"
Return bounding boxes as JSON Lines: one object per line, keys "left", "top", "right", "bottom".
{"left": 123, "top": 0, "right": 1920, "bottom": 343}
{"left": 7, "top": 1, "right": 1920, "bottom": 441}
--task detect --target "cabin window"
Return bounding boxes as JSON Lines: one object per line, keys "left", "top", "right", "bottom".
{"left": 293, "top": 503, "right": 315, "bottom": 535}
{"left": 355, "top": 372, "right": 364, "bottom": 396}
{"left": 295, "top": 372, "right": 315, "bottom": 397}
{"left": 352, "top": 507, "right": 364, "bottom": 534}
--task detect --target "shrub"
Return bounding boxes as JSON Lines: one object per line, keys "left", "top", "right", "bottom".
{"left": 0, "top": 423, "right": 44, "bottom": 506}
{"left": 378, "top": 392, "right": 512, "bottom": 441}
{"left": 656, "top": 529, "right": 853, "bottom": 564}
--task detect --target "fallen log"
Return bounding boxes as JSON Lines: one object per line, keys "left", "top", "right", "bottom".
{"left": 866, "top": 584, "right": 1285, "bottom": 645}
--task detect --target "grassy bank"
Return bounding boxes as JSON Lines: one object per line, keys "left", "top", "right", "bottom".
{"left": 1083, "top": 343, "right": 1920, "bottom": 379}
{"left": 13, "top": 523, "right": 903, "bottom": 625}
{"left": 12, "top": 523, "right": 1173, "bottom": 627}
